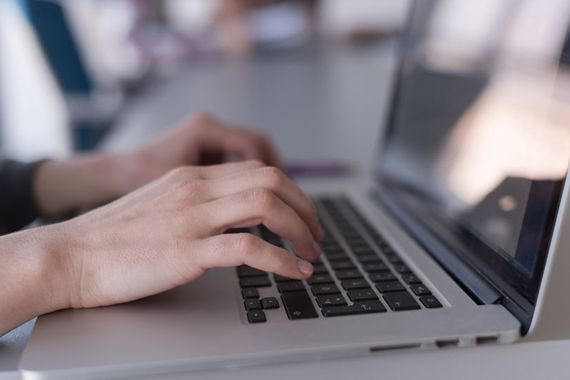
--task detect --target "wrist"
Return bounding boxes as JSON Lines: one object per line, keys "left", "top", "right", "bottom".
{"left": 34, "top": 152, "right": 134, "bottom": 217}
{"left": 31, "top": 224, "right": 74, "bottom": 312}
{"left": 100, "top": 151, "right": 139, "bottom": 197}
{"left": 0, "top": 225, "right": 72, "bottom": 334}
{"left": 111, "top": 149, "right": 147, "bottom": 195}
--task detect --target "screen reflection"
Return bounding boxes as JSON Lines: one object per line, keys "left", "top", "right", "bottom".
{"left": 379, "top": 0, "right": 570, "bottom": 277}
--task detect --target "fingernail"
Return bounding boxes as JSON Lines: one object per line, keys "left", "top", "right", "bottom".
{"left": 297, "top": 259, "right": 313, "bottom": 276}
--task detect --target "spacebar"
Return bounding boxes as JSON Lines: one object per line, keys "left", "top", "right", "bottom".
{"left": 321, "top": 301, "right": 386, "bottom": 317}
{"left": 281, "top": 291, "right": 318, "bottom": 320}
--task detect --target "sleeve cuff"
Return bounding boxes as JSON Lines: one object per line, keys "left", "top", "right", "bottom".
{"left": 0, "top": 159, "right": 49, "bottom": 234}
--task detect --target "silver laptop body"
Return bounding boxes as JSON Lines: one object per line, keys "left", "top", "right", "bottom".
{"left": 20, "top": 1, "right": 570, "bottom": 378}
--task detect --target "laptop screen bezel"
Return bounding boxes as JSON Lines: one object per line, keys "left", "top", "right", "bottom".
{"left": 373, "top": 0, "right": 567, "bottom": 330}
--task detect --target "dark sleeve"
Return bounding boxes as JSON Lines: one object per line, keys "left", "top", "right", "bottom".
{"left": 0, "top": 159, "right": 46, "bottom": 234}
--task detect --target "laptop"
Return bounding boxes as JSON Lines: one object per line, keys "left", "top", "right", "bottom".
{"left": 20, "top": 1, "right": 570, "bottom": 378}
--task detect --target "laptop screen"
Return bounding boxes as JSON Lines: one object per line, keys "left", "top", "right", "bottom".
{"left": 376, "top": 0, "right": 570, "bottom": 310}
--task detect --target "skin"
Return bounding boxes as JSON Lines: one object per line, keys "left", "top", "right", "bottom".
{"left": 0, "top": 113, "right": 323, "bottom": 336}
{"left": 34, "top": 113, "right": 284, "bottom": 216}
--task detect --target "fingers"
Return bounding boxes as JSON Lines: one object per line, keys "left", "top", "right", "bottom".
{"left": 197, "top": 115, "right": 284, "bottom": 168}
{"left": 224, "top": 128, "right": 284, "bottom": 169}
{"left": 193, "top": 160, "right": 265, "bottom": 179}
{"left": 195, "top": 234, "right": 313, "bottom": 279}
{"left": 200, "top": 166, "right": 323, "bottom": 240}
{"left": 246, "top": 131, "right": 284, "bottom": 170}
{"left": 164, "top": 160, "right": 265, "bottom": 186}
{"left": 195, "top": 188, "right": 320, "bottom": 261}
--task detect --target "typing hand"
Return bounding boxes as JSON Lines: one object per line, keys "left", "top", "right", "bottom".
{"left": 34, "top": 113, "right": 283, "bottom": 217}
{"left": 125, "top": 113, "right": 284, "bottom": 190}
{"left": 52, "top": 161, "right": 323, "bottom": 309}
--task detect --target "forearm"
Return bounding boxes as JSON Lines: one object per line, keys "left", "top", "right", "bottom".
{"left": 34, "top": 153, "right": 136, "bottom": 217}
{"left": 0, "top": 225, "right": 70, "bottom": 336}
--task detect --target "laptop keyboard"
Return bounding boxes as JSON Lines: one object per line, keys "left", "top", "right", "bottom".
{"left": 236, "top": 196, "right": 442, "bottom": 324}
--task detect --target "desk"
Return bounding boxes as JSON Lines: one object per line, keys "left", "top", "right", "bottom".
{"left": 103, "top": 43, "right": 394, "bottom": 172}
{"left": 2, "top": 42, "right": 569, "bottom": 379}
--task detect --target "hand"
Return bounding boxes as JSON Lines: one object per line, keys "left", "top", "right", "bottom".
{"left": 52, "top": 160, "right": 322, "bottom": 309}
{"left": 126, "top": 113, "right": 284, "bottom": 190}
{"left": 34, "top": 113, "right": 283, "bottom": 217}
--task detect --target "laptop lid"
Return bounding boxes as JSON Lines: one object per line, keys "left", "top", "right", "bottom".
{"left": 374, "top": 0, "right": 570, "bottom": 333}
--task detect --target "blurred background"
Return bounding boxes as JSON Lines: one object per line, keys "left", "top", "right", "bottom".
{"left": 2, "top": 0, "right": 568, "bottom": 175}
{"left": 0, "top": 0, "right": 410, "bottom": 161}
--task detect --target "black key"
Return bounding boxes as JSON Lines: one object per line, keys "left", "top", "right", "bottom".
{"left": 240, "top": 276, "right": 271, "bottom": 288}
{"left": 420, "top": 295, "right": 442, "bottom": 309}
{"left": 237, "top": 266, "right": 266, "bottom": 278}
{"left": 242, "top": 288, "right": 260, "bottom": 299}
{"left": 383, "top": 291, "right": 420, "bottom": 311}
{"left": 393, "top": 264, "right": 412, "bottom": 274}
{"left": 401, "top": 274, "right": 421, "bottom": 284}
{"left": 347, "top": 289, "right": 378, "bottom": 302}
{"left": 281, "top": 291, "right": 319, "bottom": 319}
{"left": 261, "top": 297, "right": 280, "bottom": 309}
{"left": 357, "top": 255, "right": 383, "bottom": 263}
{"left": 247, "top": 310, "right": 267, "bottom": 323}
{"left": 316, "top": 294, "right": 348, "bottom": 307}
{"left": 352, "top": 248, "right": 375, "bottom": 256}
{"left": 274, "top": 274, "right": 297, "bottom": 283}
{"left": 313, "top": 263, "right": 329, "bottom": 275}
{"left": 362, "top": 262, "right": 389, "bottom": 273}
{"left": 259, "top": 226, "right": 284, "bottom": 247}
{"left": 347, "top": 240, "right": 371, "bottom": 252}
{"left": 323, "top": 246, "right": 346, "bottom": 254}
{"left": 321, "top": 235, "right": 340, "bottom": 243}
{"left": 336, "top": 269, "right": 364, "bottom": 280}
{"left": 311, "top": 284, "right": 341, "bottom": 295}
{"left": 341, "top": 279, "right": 370, "bottom": 290}
{"left": 307, "top": 274, "right": 335, "bottom": 285}
{"left": 277, "top": 281, "right": 306, "bottom": 293}
{"left": 322, "top": 301, "right": 386, "bottom": 317}
{"left": 368, "top": 272, "right": 397, "bottom": 282}
{"left": 330, "top": 260, "right": 356, "bottom": 270}
{"left": 385, "top": 254, "right": 402, "bottom": 264}
{"left": 376, "top": 281, "right": 405, "bottom": 293}
{"left": 326, "top": 252, "right": 350, "bottom": 261}
{"left": 350, "top": 244, "right": 376, "bottom": 256}
{"left": 322, "top": 243, "right": 342, "bottom": 251}
{"left": 244, "top": 299, "right": 262, "bottom": 310}
{"left": 410, "top": 283, "right": 431, "bottom": 296}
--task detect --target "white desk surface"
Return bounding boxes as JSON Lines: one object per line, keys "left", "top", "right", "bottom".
{"left": 2, "top": 42, "right": 569, "bottom": 379}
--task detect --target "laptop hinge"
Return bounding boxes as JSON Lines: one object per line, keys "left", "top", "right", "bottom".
{"left": 370, "top": 189, "right": 503, "bottom": 305}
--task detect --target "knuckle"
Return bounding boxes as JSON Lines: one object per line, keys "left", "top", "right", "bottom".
{"left": 180, "top": 180, "right": 206, "bottom": 198}
{"left": 249, "top": 188, "right": 276, "bottom": 211}
{"left": 167, "top": 166, "right": 192, "bottom": 181}
{"left": 260, "top": 166, "right": 285, "bottom": 189}
{"left": 192, "top": 166, "right": 207, "bottom": 179}
{"left": 235, "top": 234, "right": 258, "bottom": 256}
{"left": 245, "top": 159, "right": 265, "bottom": 169}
